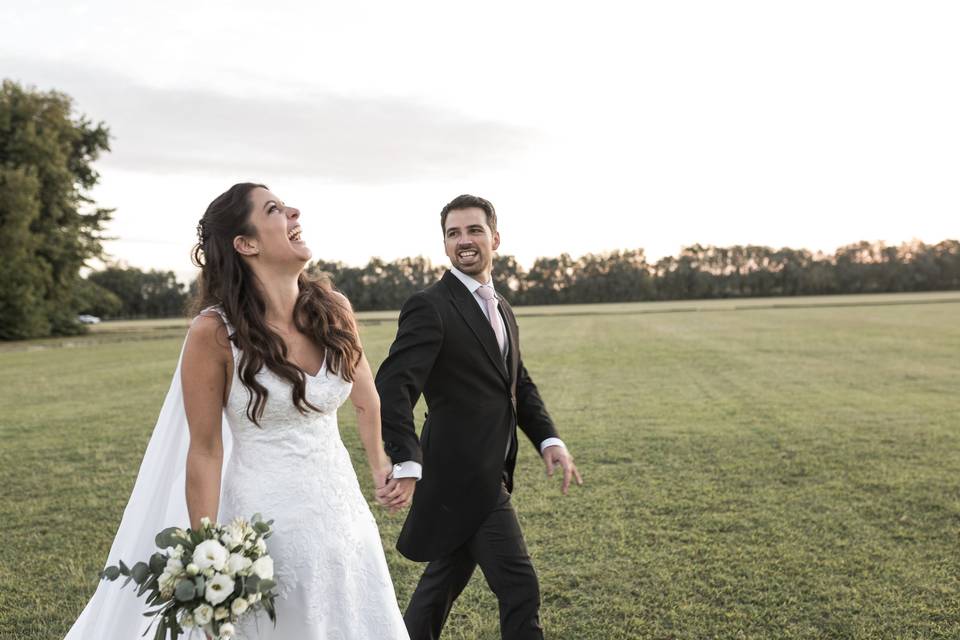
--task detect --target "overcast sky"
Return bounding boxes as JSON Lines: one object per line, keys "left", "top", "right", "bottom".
{"left": 3, "top": 1, "right": 958, "bottom": 283}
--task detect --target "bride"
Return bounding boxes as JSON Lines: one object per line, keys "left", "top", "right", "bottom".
{"left": 64, "top": 183, "right": 410, "bottom": 639}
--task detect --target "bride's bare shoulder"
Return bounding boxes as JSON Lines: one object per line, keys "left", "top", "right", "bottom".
{"left": 185, "top": 311, "right": 232, "bottom": 360}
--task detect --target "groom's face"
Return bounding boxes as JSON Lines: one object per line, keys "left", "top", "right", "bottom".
{"left": 443, "top": 207, "right": 500, "bottom": 277}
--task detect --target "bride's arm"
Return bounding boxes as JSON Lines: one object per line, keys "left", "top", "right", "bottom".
{"left": 331, "top": 292, "right": 393, "bottom": 496}
{"left": 350, "top": 352, "right": 393, "bottom": 491}
{"left": 182, "top": 313, "right": 229, "bottom": 529}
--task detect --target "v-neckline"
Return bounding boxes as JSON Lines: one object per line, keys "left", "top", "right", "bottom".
{"left": 301, "top": 360, "right": 326, "bottom": 379}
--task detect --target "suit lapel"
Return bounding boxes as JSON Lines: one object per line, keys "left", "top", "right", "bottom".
{"left": 441, "top": 271, "right": 510, "bottom": 384}
{"left": 499, "top": 297, "right": 520, "bottom": 385}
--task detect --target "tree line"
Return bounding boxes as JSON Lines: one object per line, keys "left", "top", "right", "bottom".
{"left": 308, "top": 240, "right": 960, "bottom": 310}
{"left": 70, "top": 239, "right": 960, "bottom": 322}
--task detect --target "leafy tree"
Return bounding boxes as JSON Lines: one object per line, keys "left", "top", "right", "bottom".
{"left": 88, "top": 265, "right": 187, "bottom": 318}
{"left": 0, "top": 80, "right": 111, "bottom": 339}
{"left": 74, "top": 277, "right": 122, "bottom": 318}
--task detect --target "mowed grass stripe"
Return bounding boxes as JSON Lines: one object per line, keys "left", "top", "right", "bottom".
{"left": 1, "top": 293, "right": 958, "bottom": 639}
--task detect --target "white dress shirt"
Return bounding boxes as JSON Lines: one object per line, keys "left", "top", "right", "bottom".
{"left": 390, "top": 268, "right": 565, "bottom": 480}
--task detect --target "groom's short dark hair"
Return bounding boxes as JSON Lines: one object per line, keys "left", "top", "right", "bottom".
{"left": 440, "top": 194, "right": 497, "bottom": 234}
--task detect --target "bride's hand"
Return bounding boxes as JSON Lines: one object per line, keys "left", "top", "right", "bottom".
{"left": 370, "top": 458, "right": 393, "bottom": 504}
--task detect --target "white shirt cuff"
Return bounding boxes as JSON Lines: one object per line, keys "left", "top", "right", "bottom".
{"left": 539, "top": 437, "right": 566, "bottom": 454}
{"left": 391, "top": 461, "right": 422, "bottom": 480}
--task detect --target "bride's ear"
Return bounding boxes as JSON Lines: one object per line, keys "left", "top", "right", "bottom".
{"left": 234, "top": 234, "right": 260, "bottom": 256}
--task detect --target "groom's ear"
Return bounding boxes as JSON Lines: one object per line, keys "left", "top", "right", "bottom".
{"left": 234, "top": 234, "right": 260, "bottom": 257}
{"left": 492, "top": 230, "right": 501, "bottom": 251}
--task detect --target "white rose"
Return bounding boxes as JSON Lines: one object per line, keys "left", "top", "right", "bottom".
{"left": 165, "top": 557, "right": 184, "bottom": 576}
{"left": 251, "top": 556, "right": 273, "bottom": 581}
{"left": 230, "top": 597, "right": 249, "bottom": 616}
{"left": 219, "top": 622, "right": 236, "bottom": 638}
{"left": 180, "top": 612, "right": 194, "bottom": 628}
{"left": 221, "top": 519, "right": 247, "bottom": 548}
{"left": 214, "top": 606, "right": 228, "bottom": 621}
{"left": 186, "top": 563, "right": 200, "bottom": 576}
{"left": 225, "top": 553, "right": 252, "bottom": 577}
{"left": 200, "top": 516, "right": 212, "bottom": 528}
{"left": 204, "top": 573, "right": 235, "bottom": 606}
{"left": 171, "top": 545, "right": 184, "bottom": 560}
{"left": 193, "top": 540, "right": 229, "bottom": 572}
{"left": 158, "top": 572, "right": 175, "bottom": 598}
{"left": 203, "top": 567, "right": 215, "bottom": 578}
{"left": 193, "top": 604, "right": 214, "bottom": 625}
{"left": 254, "top": 537, "right": 267, "bottom": 555}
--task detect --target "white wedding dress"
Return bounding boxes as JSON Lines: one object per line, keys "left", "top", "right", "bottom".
{"left": 64, "top": 305, "right": 409, "bottom": 640}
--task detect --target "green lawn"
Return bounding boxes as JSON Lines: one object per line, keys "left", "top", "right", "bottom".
{"left": 2, "top": 293, "right": 959, "bottom": 639}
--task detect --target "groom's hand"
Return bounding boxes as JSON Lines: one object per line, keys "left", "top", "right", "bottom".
{"left": 376, "top": 477, "right": 416, "bottom": 513}
{"left": 542, "top": 445, "right": 583, "bottom": 495}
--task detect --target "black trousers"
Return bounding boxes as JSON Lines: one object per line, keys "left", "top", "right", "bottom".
{"left": 403, "top": 484, "right": 544, "bottom": 640}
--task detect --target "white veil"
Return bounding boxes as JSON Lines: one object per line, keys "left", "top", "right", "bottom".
{"left": 64, "top": 318, "right": 234, "bottom": 639}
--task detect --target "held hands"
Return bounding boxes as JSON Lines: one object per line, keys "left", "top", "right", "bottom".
{"left": 542, "top": 445, "right": 583, "bottom": 495}
{"left": 375, "top": 476, "right": 415, "bottom": 514}
{"left": 370, "top": 460, "right": 393, "bottom": 498}
{"left": 369, "top": 455, "right": 414, "bottom": 514}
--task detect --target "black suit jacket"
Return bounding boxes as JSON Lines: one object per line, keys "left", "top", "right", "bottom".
{"left": 375, "top": 270, "right": 558, "bottom": 561}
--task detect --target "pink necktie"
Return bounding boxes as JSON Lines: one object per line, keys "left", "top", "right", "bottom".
{"left": 476, "top": 285, "right": 506, "bottom": 355}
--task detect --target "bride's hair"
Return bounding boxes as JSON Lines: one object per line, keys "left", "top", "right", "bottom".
{"left": 188, "top": 182, "right": 362, "bottom": 427}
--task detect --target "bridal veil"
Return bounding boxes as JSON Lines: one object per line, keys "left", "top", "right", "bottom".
{"left": 64, "top": 327, "right": 234, "bottom": 639}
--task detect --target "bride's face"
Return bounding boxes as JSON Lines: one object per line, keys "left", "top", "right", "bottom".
{"left": 239, "top": 187, "right": 312, "bottom": 266}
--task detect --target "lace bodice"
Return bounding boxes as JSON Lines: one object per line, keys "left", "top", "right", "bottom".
{"left": 219, "top": 331, "right": 354, "bottom": 470}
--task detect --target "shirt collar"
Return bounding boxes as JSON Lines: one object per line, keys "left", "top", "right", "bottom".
{"left": 449, "top": 266, "right": 494, "bottom": 296}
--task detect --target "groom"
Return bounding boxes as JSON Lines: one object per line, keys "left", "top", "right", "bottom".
{"left": 375, "top": 194, "right": 582, "bottom": 640}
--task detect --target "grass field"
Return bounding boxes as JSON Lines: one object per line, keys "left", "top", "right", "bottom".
{"left": 2, "top": 292, "right": 959, "bottom": 639}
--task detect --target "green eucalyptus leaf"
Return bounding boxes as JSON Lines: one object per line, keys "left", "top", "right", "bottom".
{"left": 258, "top": 579, "right": 276, "bottom": 593}
{"left": 101, "top": 566, "right": 121, "bottom": 581}
{"left": 155, "top": 526, "right": 180, "bottom": 549}
{"left": 174, "top": 579, "right": 196, "bottom": 602}
{"left": 130, "top": 561, "right": 150, "bottom": 585}
{"left": 149, "top": 552, "right": 167, "bottom": 574}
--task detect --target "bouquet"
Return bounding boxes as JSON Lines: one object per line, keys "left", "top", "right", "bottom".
{"left": 100, "top": 514, "right": 279, "bottom": 639}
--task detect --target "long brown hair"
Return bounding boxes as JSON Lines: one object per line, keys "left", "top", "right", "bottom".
{"left": 189, "top": 182, "right": 362, "bottom": 427}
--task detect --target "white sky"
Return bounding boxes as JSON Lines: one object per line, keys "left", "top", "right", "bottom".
{"left": 3, "top": 1, "right": 958, "bottom": 284}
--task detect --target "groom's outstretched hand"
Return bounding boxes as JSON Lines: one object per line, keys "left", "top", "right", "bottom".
{"left": 376, "top": 477, "right": 416, "bottom": 513}
{"left": 543, "top": 445, "right": 583, "bottom": 495}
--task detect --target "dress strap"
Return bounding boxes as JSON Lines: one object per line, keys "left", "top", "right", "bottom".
{"left": 200, "top": 304, "right": 239, "bottom": 360}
